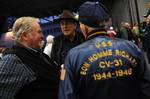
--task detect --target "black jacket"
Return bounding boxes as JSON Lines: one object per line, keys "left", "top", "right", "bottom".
{"left": 6, "top": 42, "right": 60, "bottom": 99}
{"left": 51, "top": 32, "right": 85, "bottom": 68}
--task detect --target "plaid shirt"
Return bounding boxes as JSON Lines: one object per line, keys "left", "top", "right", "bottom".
{"left": 0, "top": 54, "right": 35, "bottom": 99}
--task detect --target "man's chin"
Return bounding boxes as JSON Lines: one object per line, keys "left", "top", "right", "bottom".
{"left": 63, "top": 32, "right": 69, "bottom": 35}
{"left": 64, "top": 32, "right": 72, "bottom": 36}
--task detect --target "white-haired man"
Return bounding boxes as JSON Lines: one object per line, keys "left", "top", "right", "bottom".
{"left": 0, "top": 17, "right": 59, "bottom": 99}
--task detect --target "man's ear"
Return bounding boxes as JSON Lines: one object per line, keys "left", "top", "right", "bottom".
{"left": 79, "top": 23, "right": 87, "bottom": 38}
{"left": 20, "top": 32, "right": 29, "bottom": 41}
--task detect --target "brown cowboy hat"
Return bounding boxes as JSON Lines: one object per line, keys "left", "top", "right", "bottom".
{"left": 59, "top": 10, "right": 78, "bottom": 22}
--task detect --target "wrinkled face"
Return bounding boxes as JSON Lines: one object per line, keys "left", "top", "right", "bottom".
{"left": 60, "top": 20, "right": 77, "bottom": 37}
{"left": 25, "top": 22, "right": 44, "bottom": 49}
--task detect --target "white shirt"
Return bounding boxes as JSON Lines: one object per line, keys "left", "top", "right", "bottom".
{"left": 43, "top": 43, "right": 53, "bottom": 58}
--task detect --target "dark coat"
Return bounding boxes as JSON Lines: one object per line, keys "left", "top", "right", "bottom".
{"left": 3, "top": 42, "right": 60, "bottom": 99}
{"left": 51, "top": 32, "right": 85, "bottom": 68}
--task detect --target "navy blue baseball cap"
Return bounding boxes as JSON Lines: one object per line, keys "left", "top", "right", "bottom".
{"left": 79, "top": 1, "right": 109, "bottom": 28}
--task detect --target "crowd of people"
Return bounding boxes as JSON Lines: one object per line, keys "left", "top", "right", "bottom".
{"left": 0, "top": 1, "right": 150, "bottom": 99}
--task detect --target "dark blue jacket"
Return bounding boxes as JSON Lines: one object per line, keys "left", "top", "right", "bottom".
{"left": 59, "top": 30, "right": 150, "bottom": 99}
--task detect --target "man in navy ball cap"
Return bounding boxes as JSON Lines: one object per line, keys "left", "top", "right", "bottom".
{"left": 58, "top": 1, "right": 150, "bottom": 99}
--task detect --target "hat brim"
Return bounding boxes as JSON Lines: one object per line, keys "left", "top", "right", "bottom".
{"left": 58, "top": 18, "right": 78, "bottom": 22}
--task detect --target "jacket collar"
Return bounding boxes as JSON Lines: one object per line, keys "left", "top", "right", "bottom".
{"left": 13, "top": 41, "right": 39, "bottom": 53}
{"left": 87, "top": 29, "right": 108, "bottom": 40}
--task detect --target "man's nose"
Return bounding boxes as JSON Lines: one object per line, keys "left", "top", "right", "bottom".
{"left": 41, "top": 33, "right": 44, "bottom": 39}
{"left": 63, "top": 24, "right": 67, "bottom": 28}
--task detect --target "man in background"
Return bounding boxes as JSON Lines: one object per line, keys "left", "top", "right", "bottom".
{"left": 0, "top": 31, "right": 14, "bottom": 59}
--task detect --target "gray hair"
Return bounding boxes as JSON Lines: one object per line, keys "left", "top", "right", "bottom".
{"left": 12, "top": 16, "right": 39, "bottom": 40}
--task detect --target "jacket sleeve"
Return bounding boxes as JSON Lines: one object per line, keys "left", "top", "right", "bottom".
{"left": 0, "top": 55, "right": 35, "bottom": 99}
{"left": 58, "top": 53, "right": 78, "bottom": 99}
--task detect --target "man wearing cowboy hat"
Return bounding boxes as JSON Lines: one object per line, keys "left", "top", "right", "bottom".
{"left": 51, "top": 10, "right": 85, "bottom": 69}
